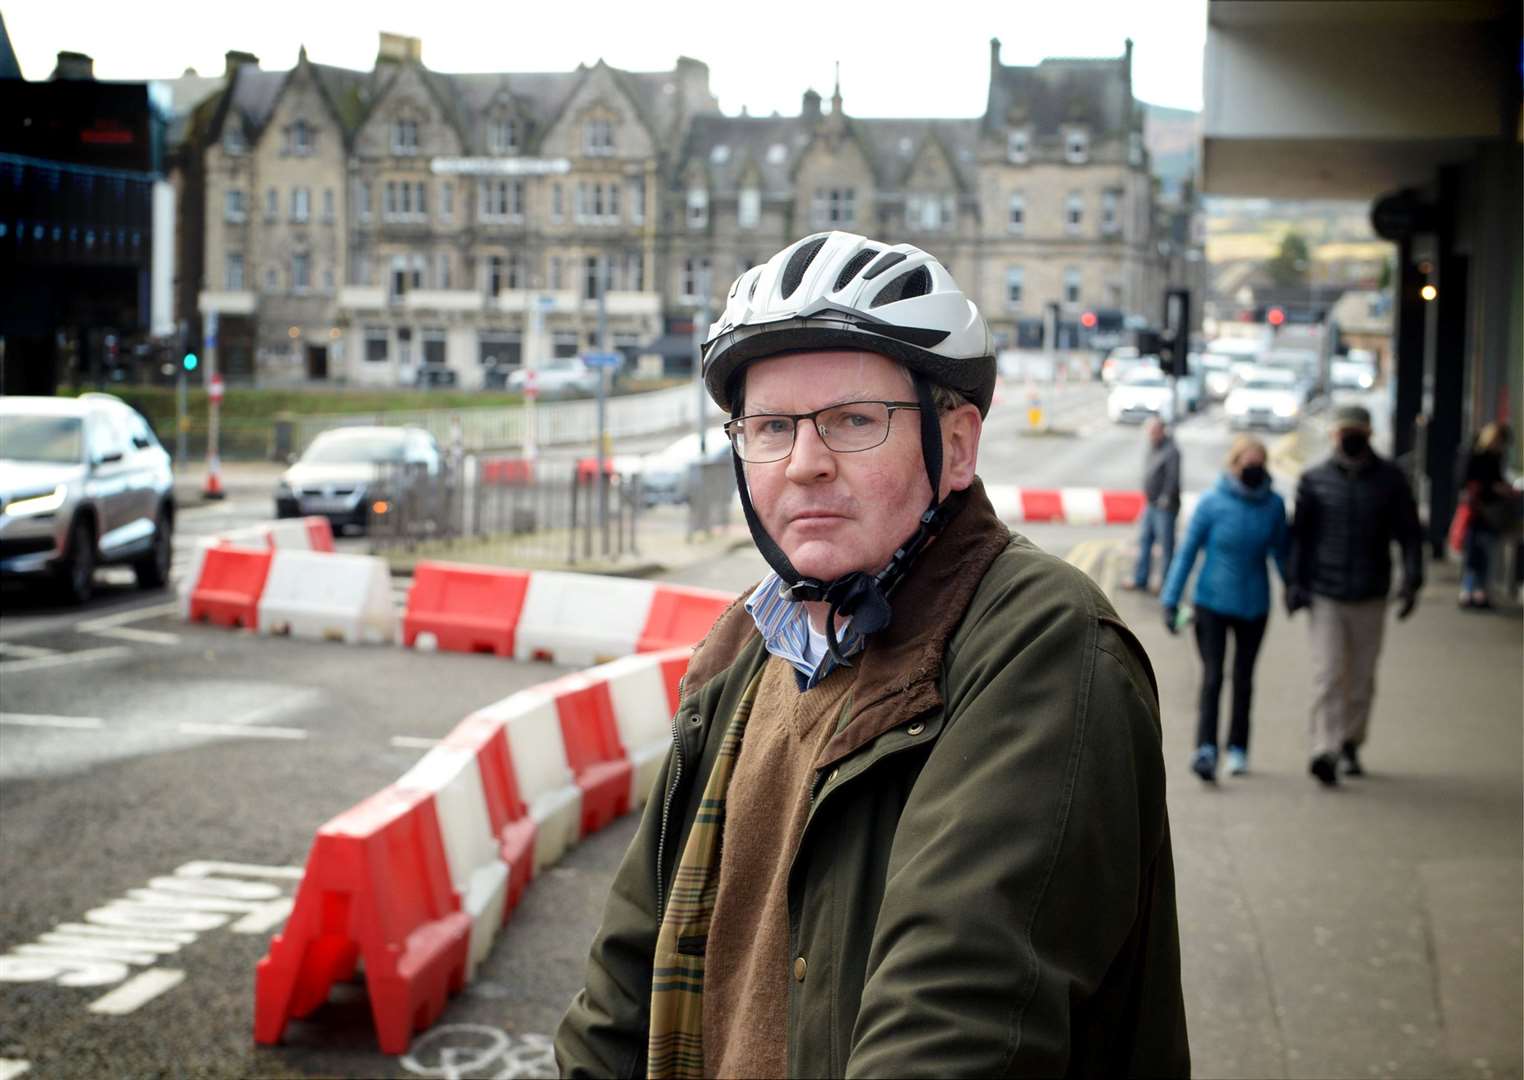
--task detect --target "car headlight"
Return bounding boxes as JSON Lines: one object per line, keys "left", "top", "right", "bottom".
{"left": 1360, "top": 374, "right": 1374, "bottom": 389}
{"left": 1273, "top": 401, "right": 1299, "bottom": 417}
{"left": 5, "top": 485, "right": 67, "bottom": 517}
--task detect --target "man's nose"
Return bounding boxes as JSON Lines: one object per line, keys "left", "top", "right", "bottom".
{"left": 785, "top": 419, "right": 836, "bottom": 482}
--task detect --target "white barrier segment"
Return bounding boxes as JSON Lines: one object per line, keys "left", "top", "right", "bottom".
{"left": 984, "top": 484, "right": 1025, "bottom": 523}
{"left": 597, "top": 655, "right": 675, "bottom": 810}
{"left": 256, "top": 550, "right": 398, "bottom": 645}
{"left": 514, "top": 571, "right": 656, "bottom": 667}
{"left": 396, "top": 747, "right": 509, "bottom": 980}
{"left": 1060, "top": 487, "right": 1106, "bottom": 526}
{"left": 265, "top": 519, "right": 316, "bottom": 550}
{"left": 490, "top": 690, "right": 582, "bottom": 871}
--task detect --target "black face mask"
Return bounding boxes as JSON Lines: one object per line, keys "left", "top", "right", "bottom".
{"left": 1339, "top": 431, "right": 1370, "bottom": 457}
{"left": 1240, "top": 464, "right": 1268, "bottom": 489}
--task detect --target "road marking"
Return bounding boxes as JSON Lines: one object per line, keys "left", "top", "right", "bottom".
{"left": 88, "top": 625, "right": 182, "bottom": 646}
{"left": 0, "top": 646, "right": 132, "bottom": 674}
{"left": 86, "top": 968, "right": 186, "bottom": 1015}
{"left": 391, "top": 735, "right": 441, "bottom": 750}
{"left": 0, "top": 642, "right": 57, "bottom": 660}
{"left": 178, "top": 721, "right": 308, "bottom": 740}
{"left": 0, "top": 1059, "right": 30, "bottom": 1080}
{"left": 76, "top": 602, "right": 180, "bottom": 632}
{"left": 0, "top": 713, "right": 106, "bottom": 730}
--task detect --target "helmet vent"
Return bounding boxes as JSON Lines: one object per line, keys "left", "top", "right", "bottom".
{"left": 748, "top": 274, "right": 759, "bottom": 302}
{"left": 780, "top": 236, "right": 830, "bottom": 299}
{"left": 833, "top": 250, "right": 879, "bottom": 292}
{"left": 870, "top": 266, "right": 932, "bottom": 308}
{"left": 861, "top": 251, "right": 907, "bottom": 281}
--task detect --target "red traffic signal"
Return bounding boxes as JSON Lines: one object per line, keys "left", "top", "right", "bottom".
{"left": 1267, "top": 306, "right": 1286, "bottom": 327}
{"left": 1080, "top": 311, "right": 1097, "bottom": 329}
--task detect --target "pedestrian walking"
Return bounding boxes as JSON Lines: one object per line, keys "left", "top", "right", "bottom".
{"left": 1160, "top": 435, "right": 1289, "bottom": 782}
{"left": 1123, "top": 416, "right": 1182, "bottom": 593}
{"left": 1455, "top": 422, "right": 1515, "bottom": 609}
{"left": 556, "top": 231, "right": 1189, "bottom": 1078}
{"left": 1286, "top": 404, "right": 1424, "bottom": 786}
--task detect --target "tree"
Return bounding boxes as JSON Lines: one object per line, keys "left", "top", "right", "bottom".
{"left": 1265, "top": 231, "right": 1311, "bottom": 287}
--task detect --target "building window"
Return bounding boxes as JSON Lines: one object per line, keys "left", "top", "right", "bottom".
{"left": 548, "top": 255, "right": 562, "bottom": 290}
{"left": 507, "top": 252, "right": 525, "bottom": 290}
{"left": 290, "top": 187, "right": 310, "bottom": 224}
{"left": 709, "top": 144, "right": 730, "bottom": 165}
{"left": 1008, "top": 192, "right": 1025, "bottom": 234}
{"left": 485, "top": 255, "right": 507, "bottom": 296}
{"left": 437, "top": 252, "right": 451, "bottom": 289}
{"left": 686, "top": 187, "right": 708, "bottom": 229}
{"left": 223, "top": 125, "right": 245, "bottom": 155}
{"left": 583, "top": 255, "right": 607, "bottom": 302}
{"left": 292, "top": 252, "right": 311, "bottom": 291}
{"left": 288, "top": 118, "right": 313, "bottom": 156}
{"left": 357, "top": 182, "right": 372, "bottom": 221}
{"left": 321, "top": 188, "right": 335, "bottom": 222}
{"left": 1128, "top": 131, "right": 1144, "bottom": 167}
{"left": 1065, "top": 129, "right": 1088, "bottom": 165}
{"left": 225, "top": 252, "right": 245, "bottom": 290}
{"left": 223, "top": 189, "right": 246, "bottom": 223}
{"left": 907, "top": 193, "right": 954, "bottom": 232}
{"left": 1005, "top": 266, "right": 1023, "bottom": 307}
{"left": 1101, "top": 190, "right": 1120, "bottom": 234}
{"left": 488, "top": 117, "right": 519, "bottom": 155}
{"left": 625, "top": 251, "right": 643, "bottom": 292}
{"left": 479, "top": 331, "right": 521, "bottom": 368}
{"left": 423, "top": 327, "right": 447, "bottom": 366}
{"left": 767, "top": 143, "right": 788, "bottom": 165}
{"left": 265, "top": 267, "right": 278, "bottom": 289}
{"left": 1007, "top": 130, "right": 1029, "bottom": 164}
{"left": 1064, "top": 266, "right": 1082, "bottom": 305}
{"left": 628, "top": 176, "right": 645, "bottom": 224}
{"left": 263, "top": 188, "right": 277, "bottom": 222}
{"left": 439, "top": 181, "right": 453, "bottom": 222}
{"left": 392, "top": 118, "right": 419, "bottom": 156}
{"left": 738, "top": 187, "right": 760, "bottom": 229}
{"left": 813, "top": 187, "right": 856, "bottom": 227}
{"left": 481, "top": 179, "right": 524, "bottom": 221}
{"left": 1065, "top": 191, "right": 1083, "bottom": 235}
{"left": 681, "top": 256, "right": 711, "bottom": 302}
{"left": 365, "top": 326, "right": 389, "bottom": 363}
{"left": 552, "top": 331, "right": 579, "bottom": 358}
{"left": 583, "top": 118, "right": 614, "bottom": 156}
{"left": 551, "top": 183, "right": 564, "bottom": 223}
{"left": 1106, "top": 279, "right": 1123, "bottom": 307}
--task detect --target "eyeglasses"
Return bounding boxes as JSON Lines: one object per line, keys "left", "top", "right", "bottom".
{"left": 724, "top": 400, "right": 921, "bottom": 463}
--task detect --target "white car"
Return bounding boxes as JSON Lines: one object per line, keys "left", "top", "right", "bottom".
{"left": 619, "top": 427, "right": 731, "bottom": 506}
{"left": 1199, "top": 352, "right": 1238, "bottom": 401}
{"left": 1330, "top": 354, "right": 1377, "bottom": 390}
{"left": 1101, "top": 346, "right": 1158, "bottom": 385}
{"left": 506, "top": 358, "right": 601, "bottom": 397}
{"left": 1224, "top": 367, "right": 1303, "bottom": 432}
{"left": 1108, "top": 366, "right": 1177, "bottom": 424}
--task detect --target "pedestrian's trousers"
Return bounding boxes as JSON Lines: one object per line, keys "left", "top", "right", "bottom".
{"left": 1193, "top": 605, "right": 1268, "bottom": 753}
{"left": 1134, "top": 506, "right": 1178, "bottom": 588}
{"left": 1307, "top": 596, "right": 1388, "bottom": 757}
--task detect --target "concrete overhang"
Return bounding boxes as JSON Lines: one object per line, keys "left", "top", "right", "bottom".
{"left": 1202, "top": 0, "right": 1518, "bottom": 198}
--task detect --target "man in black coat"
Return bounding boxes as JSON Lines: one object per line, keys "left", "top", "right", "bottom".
{"left": 1287, "top": 404, "right": 1423, "bottom": 785}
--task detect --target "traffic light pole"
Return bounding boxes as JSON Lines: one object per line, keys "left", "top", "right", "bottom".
{"left": 176, "top": 366, "right": 188, "bottom": 465}
{"left": 203, "top": 312, "right": 224, "bottom": 500}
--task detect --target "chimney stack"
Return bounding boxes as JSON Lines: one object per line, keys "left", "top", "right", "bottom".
{"left": 377, "top": 32, "right": 423, "bottom": 65}
{"left": 802, "top": 88, "right": 822, "bottom": 120}
{"left": 51, "top": 51, "right": 94, "bottom": 81}
{"left": 224, "top": 51, "right": 259, "bottom": 77}
{"left": 990, "top": 37, "right": 1002, "bottom": 71}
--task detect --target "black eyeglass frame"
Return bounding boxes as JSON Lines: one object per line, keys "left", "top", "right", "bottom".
{"left": 723, "top": 399, "right": 923, "bottom": 463}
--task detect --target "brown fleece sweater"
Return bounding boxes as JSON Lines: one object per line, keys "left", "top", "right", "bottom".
{"left": 702, "top": 654, "right": 860, "bottom": 1079}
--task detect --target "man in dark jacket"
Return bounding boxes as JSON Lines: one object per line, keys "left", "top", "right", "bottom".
{"left": 555, "top": 232, "right": 1189, "bottom": 1078}
{"left": 1125, "top": 417, "right": 1183, "bottom": 592}
{"left": 1287, "top": 404, "right": 1423, "bottom": 784}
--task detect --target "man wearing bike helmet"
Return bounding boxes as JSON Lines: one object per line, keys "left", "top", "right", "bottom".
{"left": 557, "top": 232, "right": 1188, "bottom": 1078}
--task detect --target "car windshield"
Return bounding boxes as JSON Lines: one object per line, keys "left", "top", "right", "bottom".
{"left": 1123, "top": 371, "right": 1167, "bottom": 387}
{"left": 301, "top": 431, "right": 407, "bottom": 464}
{"left": 1243, "top": 378, "right": 1294, "bottom": 391}
{"left": 0, "top": 414, "right": 84, "bottom": 464}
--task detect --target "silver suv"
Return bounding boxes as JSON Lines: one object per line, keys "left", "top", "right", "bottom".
{"left": 0, "top": 393, "right": 175, "bottom": 603}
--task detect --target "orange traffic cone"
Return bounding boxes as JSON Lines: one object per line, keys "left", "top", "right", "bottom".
{"left": 203, "top": 455, "right": 225, "bottom": 500}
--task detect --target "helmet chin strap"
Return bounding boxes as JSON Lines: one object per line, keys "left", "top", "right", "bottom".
{"left": 732, "top": 373, "right": 959, "bottom": 667}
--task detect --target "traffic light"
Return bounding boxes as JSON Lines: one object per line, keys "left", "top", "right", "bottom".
{"left": 1159, "top": 288, "right": 1191, "bottom": 378}
{"left": 183, "top": 351, "right": 199, "bottom": 372}
{"left": 1267, "top": 305, "right": 1286, "bottom": 328}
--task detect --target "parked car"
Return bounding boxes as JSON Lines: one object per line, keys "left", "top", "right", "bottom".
{"left": 506, "top": 358, "right": 601, "bottom": 398}
{"left": 1330, "top": 353, "right": 1377, "bottom": 390}
{"left": 622, "top": 427, "right": 731, "bottom": 506}
{"left": 1199, "top": 351, "right": 1238, "bottom": 401}
{"left": 1101, "top": 346, "right": 1156, "bottom": 385}
{"left": 1107, "top": 365, "right": 1177, "bottom": 424}
{"left": 0, "top": 393, "right": 175, "bottom": 603}
{"left": 275, "top": 425, "right": 443, "bottom": 534}
{"left": 1224, "top": 367, "right": 1304, "bottom": 432}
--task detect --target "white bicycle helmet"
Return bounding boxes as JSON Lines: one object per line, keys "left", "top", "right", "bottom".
{"left": 703, "top": 230, "right": 996, "bottom": 416}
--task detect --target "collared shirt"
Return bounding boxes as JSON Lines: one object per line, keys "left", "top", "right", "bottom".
{"left": 743, "top": 572, "right": 864, "bottom": 689}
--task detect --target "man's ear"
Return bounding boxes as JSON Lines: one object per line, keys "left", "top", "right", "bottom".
{"left": 939, "top": 404, "right": 982, "bottom": 497}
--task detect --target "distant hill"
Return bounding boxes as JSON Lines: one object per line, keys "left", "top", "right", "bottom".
{"left": 1143, "top": 102, "right": 1200, "bottom": 197}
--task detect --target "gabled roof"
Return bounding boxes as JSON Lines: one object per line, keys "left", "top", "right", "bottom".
{"left": 984, "top": 52, "right": 1134, "bottom": 138}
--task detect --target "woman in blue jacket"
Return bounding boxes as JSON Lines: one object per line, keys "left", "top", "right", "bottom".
{"left": 1161, "top": 435, "right": 1290, "bottom": 782}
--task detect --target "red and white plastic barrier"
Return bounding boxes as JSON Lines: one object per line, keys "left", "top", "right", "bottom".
{"left": 254, "top": 646, "right": 691, "bottom": 1055}
{"left": 984, "top": 485, "right": 1147, "bottom": 525}
{"left": 259, "top": 550, "right": 398, "bottom": 645}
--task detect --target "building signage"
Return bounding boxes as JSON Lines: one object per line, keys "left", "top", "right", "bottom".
{"left": 430, "top": 157, "right": 571, "bottom": 177}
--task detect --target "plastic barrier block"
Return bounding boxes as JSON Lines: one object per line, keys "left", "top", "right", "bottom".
{"left": 491, "top": 690, "right": 582, "bottom": 871}
{"left": 1060, "top": 487, "right": 1106, "bottom": 527}
{"left": 514, "top": 571, "right": 654, "bottom": 667}
{"left": 658, "top": 650, "right": 690, "bottom": 715}
{"left": 303, "top": 517, "right": 337, "bottom": 552}
{"left": 253, "top": 786, "right": 470, "bottom": 1055}
{"left": 396, "top": 747, "right": 509, "bottom": 981}
{"left": 443, "top": 713, "right": 537, "bottom": 914}
{"left": 258, "top": 550, "right": 398, "bottom": 645}
{"left": 482, "top": 458, "right": 534, "bottom": 486}
{"left": 187, "top": 545, "right": 274, "bottom": 630}
{"left": 598, "top": 654, "right": 679, "bottom": 808}
{"left": 403, "top": 562, "right": 530, "bottom": 656}
{"left": 984, "top": 484, "right": 1024, "bottom": 523}
{"left": 1019, "top": 489, "right": 1066, "bottom": 523}
{"left": 575, "top": 457, "right": 616, "bottom": 484}
{"left": 636, "top": 585, "right": 734, "bottom": 653}
{"left": 1101, "top": 490, "right": 1146, "bottom": 524}
{"left": 547, "top": 673, "right": 632, "bottom": 835}
{"left": 266, "top": 519, "right": 320, "bottom": 550}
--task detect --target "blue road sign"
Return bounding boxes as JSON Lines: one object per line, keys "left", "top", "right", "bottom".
{"left": 582, "top": 351, "right": 622, "bottom": 369}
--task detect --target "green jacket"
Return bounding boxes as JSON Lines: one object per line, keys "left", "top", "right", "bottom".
{"left": 556, "top": 482, "right": 1189, "bottom": 1078}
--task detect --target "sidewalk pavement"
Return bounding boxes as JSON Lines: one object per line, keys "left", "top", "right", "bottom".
{"left": 172, "top": 460, "right": 285, "bottom": 504}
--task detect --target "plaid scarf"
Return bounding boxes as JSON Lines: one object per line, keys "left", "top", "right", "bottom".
{"left": 646, "top": 666, "right": 764, "bottom": 1079}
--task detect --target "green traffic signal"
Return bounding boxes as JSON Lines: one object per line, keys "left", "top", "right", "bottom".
{"left": 183, "top": 352, "right": 199, "bottom": 371}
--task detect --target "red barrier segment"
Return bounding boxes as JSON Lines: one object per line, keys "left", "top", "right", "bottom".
{"left": 403, "top": 562, "right": 531, "bottom": 656}
{"left": 657, "top": 651, "right": 690, "bottom": 715}
{"left": 1019, "top": 489, "right": 1066, "bottom": 523}
{"left": 187, "top": 545, "right": 274, "bottom": 629}
{"left": 548, "top": 675, "right": 632, "bottom": 835}
{"left": 442, "top": 713, "right": 537, "bottom": 915}
{"left": 1100, "top": 490, "right": 1146, "bottom": 524}
{"left": 575, "top": 457, "right": 617, "bottom": 484}
{"left": 303, "top": 517, "right": 336, "bottom": 552}
{"left": 481, "top": 458, "right": 535, "bottom": 486}
{"left": 637, "top": 586, "right": 733, "bottom": 654}
{"left": 253, "top": 786, "right": 470, "bottom": 1055}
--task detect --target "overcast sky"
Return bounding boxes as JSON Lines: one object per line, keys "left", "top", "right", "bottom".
{"left": 5, "top": 0, "right": 1207, "bottom": 115}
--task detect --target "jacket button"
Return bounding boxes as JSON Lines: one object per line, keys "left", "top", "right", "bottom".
{"left": 794, "top": 956, "right": 807, "bottom": 981}
{"left": 907, "top": 721, "right": 925, "bottom": 736}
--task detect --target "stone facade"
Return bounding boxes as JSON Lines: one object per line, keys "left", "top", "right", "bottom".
{"left": 182, "top": 34, "right": 1189, "bottom": 387}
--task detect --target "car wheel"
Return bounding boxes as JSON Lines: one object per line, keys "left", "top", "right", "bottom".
{"left": 134, "top": 508, "right": 172, "bottom": 589}
{"left": 56, "top": 517, "right": 97, "bottom": 605}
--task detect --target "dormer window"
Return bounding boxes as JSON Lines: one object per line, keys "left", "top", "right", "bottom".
{"left": 686, "top": 186, "right": 709, "bottom": 229}
{"left": 1128, "top": 131, "right": 1144, "bottom": 167}
{"left": 738, "top": 186, "right": 760, "bottom": 229}
{"left": 392, "top": 118, "right": 419, "bottom": 156}
{"left": 709, "top": 144, "right": 730, "bottom": 165}
{"left": 1006, "top": 129, "right": 1029, "bottom": 164}
{"left": 288, "top": 119, "right": 313, "bottom": 156}
{"left": 223, "top": 125, "right": 246, "bottom": 155}
{"left": 1065, "top": 129, "right": 1089, "bottom": 165}
{"left": 766, "top": 143, "right": 788, "bottom": 165}
{"left": 583, "top": 118, "right": 614, "bottom": 157}
{"left": 488, "top": 117, "right": 519, "bottom": 155}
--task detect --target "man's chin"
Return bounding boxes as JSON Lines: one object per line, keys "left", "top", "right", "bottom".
{"left": 780, "top": 540, "right": 864, "bottom": 583}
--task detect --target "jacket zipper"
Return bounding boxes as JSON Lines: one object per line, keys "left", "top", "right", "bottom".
{"left": 654, "top": 674, "right": 689, "bottom": 921}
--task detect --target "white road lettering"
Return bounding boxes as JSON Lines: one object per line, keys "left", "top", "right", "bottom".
{"left": 0, "top": 714, "right": 106, "bottom": 730}
{"left": 175, "top": 860, "right": 303, "bottom": 880}
{"left": 52, "top": 923, "right": 195, "bottom": 947}
{"left": 0, "top": 955, "right": 129, "bottom": 987}
{"left": 39, "top": 932, "right": 181, "bottom": 956}
{"left": 145, "top": 876, "right": 282, "bottom": 901}
{"left": 231, "top": 897, "right": 294, "bottom": 935}
{"left": 15, "top": 942, "right": 158, "bottom": 966}
{"left": 85, "top": 903, "right": 230, "bottom": 933}
{"left": 126, "top": 888, "right": 275, "bottom": 914}
{"left": 86, "top": 968, "right": 186, "bottom": 1016}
